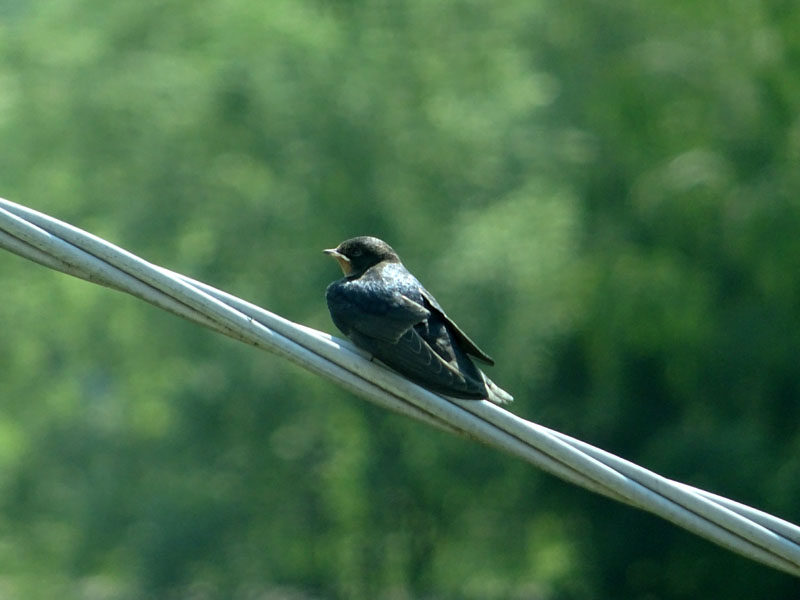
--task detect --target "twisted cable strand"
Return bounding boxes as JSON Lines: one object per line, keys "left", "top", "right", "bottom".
{"left": 1, "top": 197, "right": 799, "bottom": 577}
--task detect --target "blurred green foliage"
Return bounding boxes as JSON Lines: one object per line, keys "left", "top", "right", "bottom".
{"left": 1, "top": 0, "right": 800, "bottom": 598}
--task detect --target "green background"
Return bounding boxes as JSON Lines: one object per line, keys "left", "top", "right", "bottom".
{"left": 2, "top": 1, "right": 800, "bottom": 598}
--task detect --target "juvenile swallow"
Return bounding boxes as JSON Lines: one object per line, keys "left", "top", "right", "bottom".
{"left": 324, "top": 236, "right": 513, "bottom": 404}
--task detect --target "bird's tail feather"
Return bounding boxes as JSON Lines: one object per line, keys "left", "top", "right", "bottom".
{"left": 481, "top": 373, "right": 514, "bottom": 404}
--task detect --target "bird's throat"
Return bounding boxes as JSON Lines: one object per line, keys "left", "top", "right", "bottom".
{"left": 335, "top": 256, "right": 354, "bottom": 276}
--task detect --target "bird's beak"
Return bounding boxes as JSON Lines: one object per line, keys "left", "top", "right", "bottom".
{"left": 324, "top": 248, "right": 353, "bottom": 276}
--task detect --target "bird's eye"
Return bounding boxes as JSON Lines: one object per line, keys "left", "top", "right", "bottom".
{"left": 350, "top": 248, "right": 362, "bottom": 257}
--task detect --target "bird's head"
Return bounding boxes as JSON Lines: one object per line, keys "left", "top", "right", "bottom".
{"left": 324, "top": 236, "right": 400, "bottom": 277}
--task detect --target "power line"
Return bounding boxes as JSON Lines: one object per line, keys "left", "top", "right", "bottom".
{"left": 1, "top": 196, "right": 799, "bottom": 577}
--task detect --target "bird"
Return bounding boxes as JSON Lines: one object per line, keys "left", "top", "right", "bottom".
{"left": 324, "top": 236, "right": 513, "bottom": 404}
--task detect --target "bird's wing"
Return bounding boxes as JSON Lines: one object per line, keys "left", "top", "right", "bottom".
{"left": 350, "top": 325, "right": 488, "bottom": 399}
{"left": 418, "top": 288, "right": 495, "bottom": 365}
{"left": 328, "top": 282, "right": 489, "bottom": 398}
{"left": 331, "top": 289, "right": 431, "bottom": 343}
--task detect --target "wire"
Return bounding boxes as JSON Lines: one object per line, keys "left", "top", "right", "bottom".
{"left": 1, "top": 196, "right": 799, "bottom": 577}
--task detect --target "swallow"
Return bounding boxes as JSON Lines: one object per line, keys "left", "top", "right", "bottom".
{"left": 324, "top": 236, "right": 513, "bottom": 404}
